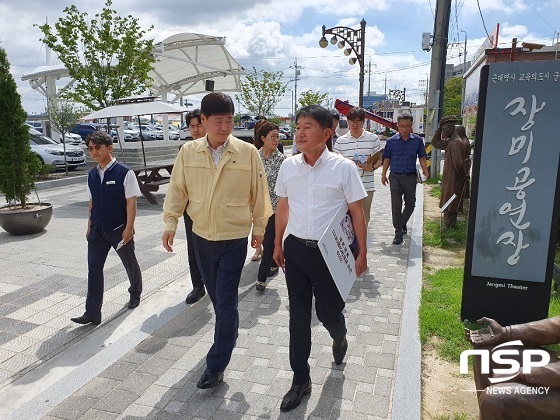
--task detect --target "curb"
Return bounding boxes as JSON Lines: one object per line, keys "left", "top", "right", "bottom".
{"left": 36, "top": 174, "right": 88, "bottom": 190}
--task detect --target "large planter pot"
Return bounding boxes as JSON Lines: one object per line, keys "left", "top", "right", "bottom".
{"left": 0, "top": 203, "right": 53, "bottom": 235}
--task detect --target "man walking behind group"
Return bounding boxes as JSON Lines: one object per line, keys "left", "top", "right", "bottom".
{"left": 183, "top": 109, "right": 206, "bottom": 304}
{"left": 71, "top": 131, "right": 143, "bottom": 326}
{"left": 162, "top": 92, "right": 272, "bottom": 389}
{"left": 381, "top": 114, "right": 428, "bottom": 245}
{"left": 273, "top": 105, "right": 368, "bottom": 412}
{"left": 333, "top": 106, "right": 382, "bottom": 225}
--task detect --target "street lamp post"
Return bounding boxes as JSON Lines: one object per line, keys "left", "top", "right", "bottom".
{"left": 319, "top": 19, "right": 366, "bottom": 108}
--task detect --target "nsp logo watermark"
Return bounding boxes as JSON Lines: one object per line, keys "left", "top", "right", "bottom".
{"left": 460, "top": 340, "right": 551, "bottom": 384}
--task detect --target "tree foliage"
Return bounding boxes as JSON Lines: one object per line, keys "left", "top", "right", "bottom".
{"left": 0, "top": 47, "right": 41, "bottom": 207}
{"left": 37, "top": 0, "right": 155, "bottom": 111}
{"left": 45, "top": 101, "right": 82, "bottom": 175}
{"left": 443, "top": 76, "right": 463, "bottom": 122}
{"left": 298, "top": 90, "right": 328, "bottom": 108}
{"left": 235, "top": 67, "right": 287, "bottom": 117}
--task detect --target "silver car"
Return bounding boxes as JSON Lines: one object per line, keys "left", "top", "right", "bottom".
{"left": 29, "top": 128, "right": 86, "bottom": 170}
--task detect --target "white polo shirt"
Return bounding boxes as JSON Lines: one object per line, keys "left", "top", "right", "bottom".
{"left": 333, "top": 129, "right": 381, "bottom": 192}
{"left": 275, "top": 147, "right": 367, "bottom": 241}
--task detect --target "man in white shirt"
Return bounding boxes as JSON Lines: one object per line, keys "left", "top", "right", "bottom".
{"left": 333, "top": 107, "right": 382, "bottom": 225}
{"left": 273, "top": 105, "right": 368, "bottom": 412}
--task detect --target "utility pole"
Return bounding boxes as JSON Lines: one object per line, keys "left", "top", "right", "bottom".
{"left": 292, "top": 59, "right": 302, "bottom": 113}
{"left": 419, "top": 75, "right": 429, "bottom": 132}
{"left": 426, "top": 0, "right": 452, "bottom": 178}
{"left": 367, "top": 60, "right": 372, "bottom": 130}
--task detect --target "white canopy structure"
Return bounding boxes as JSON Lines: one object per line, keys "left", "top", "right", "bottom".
{"left": 21, "top": 30, "right": 244, "bottom": 139}
{"left": 149, "top": 30, "right": 244, "bottom": 103}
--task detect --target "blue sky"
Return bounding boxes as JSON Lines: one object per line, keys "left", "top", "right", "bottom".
{"left": 0, "top": 0, "right": 558, "bottom": 115}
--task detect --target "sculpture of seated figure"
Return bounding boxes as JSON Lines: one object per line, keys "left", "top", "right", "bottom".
{"left": 465, "top": 316, "right": 560, "bottom": 420}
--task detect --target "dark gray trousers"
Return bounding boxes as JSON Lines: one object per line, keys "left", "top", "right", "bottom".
{"left": 389, "top": 172, "right": 417, "bottom": 236}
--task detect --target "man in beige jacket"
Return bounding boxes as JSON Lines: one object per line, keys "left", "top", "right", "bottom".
{"left": 162, "top": 92, "right": 272, "bottom": 389}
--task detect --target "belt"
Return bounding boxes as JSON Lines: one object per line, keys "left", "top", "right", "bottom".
{"left": 291, "top": 235, "right": 319, "bottom": 249}
{"left": 392, "top": 172, "right": 416, "bottom": 176}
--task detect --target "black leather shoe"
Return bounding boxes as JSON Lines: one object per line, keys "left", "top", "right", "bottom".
{"left": 128, "top": 296, "right": 140, "bottom": 309}
{"left": 392, "top": 235, "right": 403, "bottom": 245}
{"left": 196, "top": 368, "right": 224, "bottom": 389}
{"left": 280, "top": 380, "right": 312, "bottom": 412}
{"left": 70, "top": 314, "right": 101, "bottom": 325}
{"left": 267, "top": 266, "right": 279, "bottom": 277}
{"left": 185, "top": 286, "right": 206, "bottom": 304}
{"left": 333, "top": 337, "right": 348, "bottom": 365}
{"left": 402, "top": 225, "right": 407, "bottom": 235}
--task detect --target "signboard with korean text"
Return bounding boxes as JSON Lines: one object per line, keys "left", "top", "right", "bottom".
{"left": 318, "top": 203, "right": 360, "bottom": 301}
{"left": 462, "top": 60, "right": 560, "bottom": 325}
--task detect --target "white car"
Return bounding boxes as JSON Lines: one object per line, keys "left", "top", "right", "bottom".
{"left": 28, "top": 128, "right": 86, "bottom": 170}
{"left": 179, "top": 124, "right": 192, "bottom": 140}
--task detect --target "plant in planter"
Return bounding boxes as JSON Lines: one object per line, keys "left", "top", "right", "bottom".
{"left": 0, "top": 46, "right": 52, "bottom": 235}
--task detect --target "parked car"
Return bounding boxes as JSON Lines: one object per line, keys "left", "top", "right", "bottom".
{"left": 111, "top": 127, "right": 140, "bottom": 142}
{"left": 137, "top": 124, "right": 163, "bottom": 141}
{"left": 179, "top": 123, "right": 192, "bottom": 140}
{"left": 28, "top": 128, "right": 86, "bottom": 170}
{"left": 71, "top": 123, "right": 103, "bottom": 141}
{"left": 279, "top": 125, "right": 292, "bottom": 139}
{"left": 61, "top": 132, "right": 83, "bottom": 145}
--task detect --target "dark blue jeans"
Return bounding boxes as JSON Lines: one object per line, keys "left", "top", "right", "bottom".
{"left": 183, "top": 211, "right": 204, "bottom": 290}
{"left": 86, "top": 226, "right": 142, "bottom": 317}
{"left": 193, "top": 234, "right": 248, "bottom": 373}
{"left": 284, "top": 235, "right": 346, "bottom": 385}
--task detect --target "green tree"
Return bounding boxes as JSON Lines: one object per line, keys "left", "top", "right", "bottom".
{"left": 45, "top": 101, "right": 82, "bottom": 176}
{"left": 298, "top": 90, "right": 328, "bottom": 108}
{"left": 37, "top": 0, "right": 155, "bottom": 111}
{"left": 443, "top": 77, "right": 463, "bottom": 122}
{"left": 235, "top": 67, "right": 287, "bottom": 117}
{"left": 0, "top": 47, "right": 41, "bottom": 208}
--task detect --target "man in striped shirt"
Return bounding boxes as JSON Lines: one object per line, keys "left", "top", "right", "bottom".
{"left": 333, "top": 107, "right": 382, "bottom": 225}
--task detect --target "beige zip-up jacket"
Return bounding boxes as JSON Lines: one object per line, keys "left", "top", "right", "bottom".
{"left": 163, "top": 135, "right": 272, "bottom": 240}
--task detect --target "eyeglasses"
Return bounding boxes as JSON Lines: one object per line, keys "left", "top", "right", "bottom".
{"left": 87, "top": 145, "right": 105, "bottom": 152}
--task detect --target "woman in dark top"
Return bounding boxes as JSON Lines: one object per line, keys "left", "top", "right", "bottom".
{"left": 254, "top": 121, "right": 286, "bottom": 291}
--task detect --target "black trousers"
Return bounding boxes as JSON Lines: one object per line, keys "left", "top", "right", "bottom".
{"left": 86, "top": 226, "right": 142, "bottom": 317}
{"left": 284, "top": 235, "right": 346, "bottom": 385}
{"left": 257, "top": 214, "right": 276, "bottom": 282}
{"left": 389, "top": 172, "right": 417, "bottom": 235}
{"left": 183, "top": 211, "right": 204, "bottom": 290}
{"left": 193, "top": 234, "right": 248, "bottom": 373}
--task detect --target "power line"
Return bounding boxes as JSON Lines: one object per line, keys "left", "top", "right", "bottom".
{"left": 476, "top": 0, "right": 492, "bottom": 43}
{"left": 524, "top": 1, "right": 558, "bottom": 32}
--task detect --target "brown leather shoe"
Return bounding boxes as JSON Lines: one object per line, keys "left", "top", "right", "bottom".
{"left": 333, "top": 337, "right": 348, "bottom": 365}
{"left": 280, "top": 380, "right": 312, "bottom": 412}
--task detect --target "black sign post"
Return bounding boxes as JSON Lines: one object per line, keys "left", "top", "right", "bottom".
{"left": 462, "top": 60, "right": 560, "bottom": 326}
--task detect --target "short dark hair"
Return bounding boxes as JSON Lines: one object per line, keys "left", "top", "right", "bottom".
{"left": 346, "top": 107, "right": 365, "bottom": 121}
{"left": 185, "top": 109, "right": 202, "bottom": 125}
{"left": 254, "top": 122, "right": 279, "bottom": 149}
{"left": 397, "top": 113, "right": 414, "bottom": 123}
{"left": 200, "top": 92, "right": 234, "bottom": 117}
{"left": 330, "top": 109, "right": 340, "bottom": 121}
{"left": 85, "top": 131, "right": 112, "bottom": 147}
{"left": 296, "top": 105, "right": 332, "bottom": 130}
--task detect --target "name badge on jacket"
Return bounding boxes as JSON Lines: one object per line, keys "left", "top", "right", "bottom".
{"left": 106, "top": 180, "right": 116, "bottom": 185}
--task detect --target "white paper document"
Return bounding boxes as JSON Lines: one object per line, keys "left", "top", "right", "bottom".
{"left": 318, "top": 203, "right": 360, "bottom": 301}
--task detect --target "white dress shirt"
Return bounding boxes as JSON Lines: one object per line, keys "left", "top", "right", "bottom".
{"left": 275, "top": 147, "right": 367, "bottom": 240}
